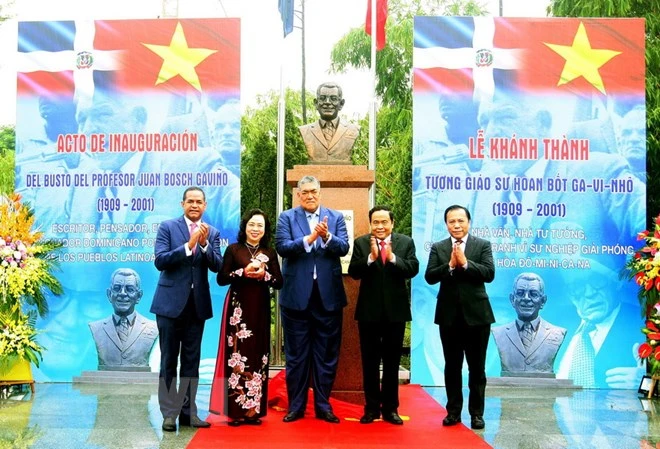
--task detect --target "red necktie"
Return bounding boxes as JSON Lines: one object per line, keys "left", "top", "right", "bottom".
{"left": 190, "top": 222, "right": 198, "bottom": 254}
{"left": 380, "top": 240, "right": 387, "bottom": 264}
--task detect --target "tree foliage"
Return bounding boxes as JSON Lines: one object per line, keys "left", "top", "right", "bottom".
{"left": 240, "top": 89, "right": 311, "bottom": 223}
{"left": 549, "top": 0, "right": 660, "bottom": 225}
{"left": 0, "top": 126, "right": 15, "bottom": 195}
{"left": 329, "top": 0, "right": 486, "bottom": 235}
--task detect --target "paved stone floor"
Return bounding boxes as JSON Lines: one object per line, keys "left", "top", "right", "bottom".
{"left": 1, "top": 382, "right": 658, "bottom": 448}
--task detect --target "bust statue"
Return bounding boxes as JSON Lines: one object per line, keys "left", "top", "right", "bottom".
{"left": 299, "top": 82, "right": 360, "bottom": 164}
{"left": 89, "top": 268, "right": 158, "bottom": 371}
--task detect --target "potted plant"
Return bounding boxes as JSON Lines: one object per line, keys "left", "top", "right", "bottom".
{"left": 0, "top": 193, "right": 63, "bottom": 379}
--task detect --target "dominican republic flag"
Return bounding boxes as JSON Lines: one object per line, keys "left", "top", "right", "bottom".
{"left": 17, "top": 19, "right": 240, "bottom": 102}
{"left": 413, "top": 16, "right": 645, "bottom": 101}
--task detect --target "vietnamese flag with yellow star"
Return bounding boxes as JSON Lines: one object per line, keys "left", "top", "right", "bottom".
{"left": 17, "top": 19, "right": 240, "bottom": 98}
{"left": 413, "top": 17, "right": 644, "bottom": 98}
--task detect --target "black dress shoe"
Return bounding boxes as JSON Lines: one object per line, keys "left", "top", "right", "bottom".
{"left": 227, "top": 420, "right": 241, "bottom": 427}
{"left": 244, "top": 417, "right": 262, "bottom": 425}
{"left": 382, "top": 411, "right": 403, "bottom": 425}
{"left": 283, "top": 411, "right": 304, "bottom": 423}
{"left": 315, "top": 410, "right": 340, "bottom": 423}
{"left": 179, "top": 415, "right": 211, "bottom": 428}
{"left": 162, "top": 416, "right": 177, "bottom": 432}
{"left": 442, "top": 414, "right": 462, "bottom": 426}
{"left": 471, "top": 415, "right": 485, "bottom": 430}
{"left": 359, "top": 412, "right": 379, "bottom": 424}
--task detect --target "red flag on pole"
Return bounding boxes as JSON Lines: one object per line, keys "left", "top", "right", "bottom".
{"left": 365, "top": 0, "right": 387, "bottom": 51}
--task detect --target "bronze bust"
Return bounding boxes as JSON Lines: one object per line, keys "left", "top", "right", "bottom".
{"left": 299, "top": 82, "right": 359, "bottom": 164}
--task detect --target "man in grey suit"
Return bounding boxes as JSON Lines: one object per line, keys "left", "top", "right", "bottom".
{"left": 89, "top": 268, "right": 158, "bottom": 370}
{"left": 299, "top": 82, "right": 359, "bottom": 164}
{"left": 492, "top": 272, "right": 566, "bottom": 377}
{"left": 348, "top": 205, "right": 419, "bottom": 425}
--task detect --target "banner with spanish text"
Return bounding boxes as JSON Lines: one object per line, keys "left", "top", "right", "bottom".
{"left": 412, "top": 17, "right": 646, "bottom": 389}
{"left": 16, "top": 18, "right": 241, "bottom": 382}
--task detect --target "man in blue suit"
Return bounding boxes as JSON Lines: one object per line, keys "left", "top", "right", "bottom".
{"left": 275, "top": 175, "right": 350, "bottom": 423}
{"left": 150, "top": 187, "right": 223, "bottom": 432}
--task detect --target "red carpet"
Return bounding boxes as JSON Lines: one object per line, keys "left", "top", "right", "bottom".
{"left": 188, "top": 373, "right": 492, "bottom": 449}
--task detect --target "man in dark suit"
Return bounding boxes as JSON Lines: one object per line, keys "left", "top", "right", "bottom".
{"left": 150, "top": 187, "right": 223, "bottom": 431}
{"left": 424, "top": 205, "right": 495, "bottom": 430}
{"left": 348, "top": 206, "right": 419, "bottom": 425}
{"left": 275, "top": 175, "right": 350, "bottom": 423}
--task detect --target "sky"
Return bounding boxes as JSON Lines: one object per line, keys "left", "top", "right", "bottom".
{"left": 0, "top": 0, "right": 551, "bottom": 126}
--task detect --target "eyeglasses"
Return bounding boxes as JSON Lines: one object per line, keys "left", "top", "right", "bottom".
{"left": 111, "top": 284, "right": 139, "bottom": 295}
{"left": 514, "top": 289, "right": 542, "bottom": 300}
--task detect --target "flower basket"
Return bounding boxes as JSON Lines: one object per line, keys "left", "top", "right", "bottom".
{"left": 624, "top": 214, "right": 660, "bottom": 374}
{"left": 0, "top": 358, "right": 32, "bottom": 381}
{"left": 0, "top": 193, "right": 63, "bottom": 373}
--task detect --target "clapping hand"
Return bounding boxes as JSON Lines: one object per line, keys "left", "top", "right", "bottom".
{"left": 197, "top": 223, "right": 209, "bottom": 246}
{"left": 449, "top": 240, "right": 466, "bottom": 269}
{"left": 315, "top": 216, "right": 329, "bottom": 242}
{"left": 370, "top": 236, "right": 379, "bottom": 261}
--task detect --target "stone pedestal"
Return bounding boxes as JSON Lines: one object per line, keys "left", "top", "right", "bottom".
{"left": 286, "top": 165, "right": 375, "bottom": 404}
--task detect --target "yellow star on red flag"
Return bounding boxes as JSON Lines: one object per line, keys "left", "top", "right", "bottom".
{"left": 143, "top": 22, "right": 217, "bottom": 92}
{"left": 544, "top": 22, "right": 621, "bottom": 95}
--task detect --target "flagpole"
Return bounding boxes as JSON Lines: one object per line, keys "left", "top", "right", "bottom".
{"left": 274, "top": 30, "right": 287, "bottom": 367}
{"left": 368, "top": 0, "right": 377, "bottom": 207}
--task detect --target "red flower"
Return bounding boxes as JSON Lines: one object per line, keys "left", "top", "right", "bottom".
{"left": 646, "top": 278, "right": 655, "bottom": 291}
{"left": 648, "top": 320, "right": 659, "bottom": 332}
{"left": 640, "top": 343, "right": 653, "bottom": 358}
{"left": 639, "top": 230, "right": 650, "bottom": 239}
{"left": 648, "top": 332, "right": 660, "bottom": 340}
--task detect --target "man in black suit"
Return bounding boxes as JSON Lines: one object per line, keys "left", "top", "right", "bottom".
{"left": 150, "top": 187, "right": 223, "bottom": 431}
{"left": 348, "top": 206, "right": 419, "bottom": 425}
{"left": 424, "top": 205, "right": 495, "bottom": 430}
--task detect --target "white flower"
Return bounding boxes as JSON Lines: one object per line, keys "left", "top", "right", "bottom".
{"left": 13, "top": 251, "right": 22, "bottom": 261}
{"left": 236, "top": 323, "right": 253, "bottom": 340}
{"left": 229, "top": 316, "right": 240, "bottom": 326}
{"left": 262, "top": 355, "right": 269, "bottom": 365}
{"left": 228, "top": 372, "right": 240, "bottom": 389}
{"left": 228, "top": 352, "right": 247, "bottom": 370}
{"left": 227, "top": 335, "right": 234, "bottom": 347}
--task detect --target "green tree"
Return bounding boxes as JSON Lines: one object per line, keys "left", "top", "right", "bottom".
{"left": 329, "top": 0, "right": 486, "bottom": 235}
{"left": 0, "top": 126, "right": 15, "bottom": 195}
{"left": 240, "top": 89, "right": 311, "bottom": 222}
{"left": 549, "top": 0, "right": 660, "bottom": 224}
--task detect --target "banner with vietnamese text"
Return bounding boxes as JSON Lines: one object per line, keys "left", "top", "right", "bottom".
{"left": 412, "top": 17, "right": 646, "bottom": 389}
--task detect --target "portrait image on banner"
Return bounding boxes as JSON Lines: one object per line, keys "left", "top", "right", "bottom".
{"left": 411, "top": 17, "right": 646, "bottom": 389}
{"left": 15, "top": 18, "right": 241, "bottom": 381}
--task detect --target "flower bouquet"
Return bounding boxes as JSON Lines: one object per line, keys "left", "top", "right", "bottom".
{"left": 0, "top": 193, "right": 63, "bottom": 373}
{"left": 638, "top": 303, "right": 660, "bottom": 375}
{"left": 623, "top": 213, "right": 660, "bottom": 313}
